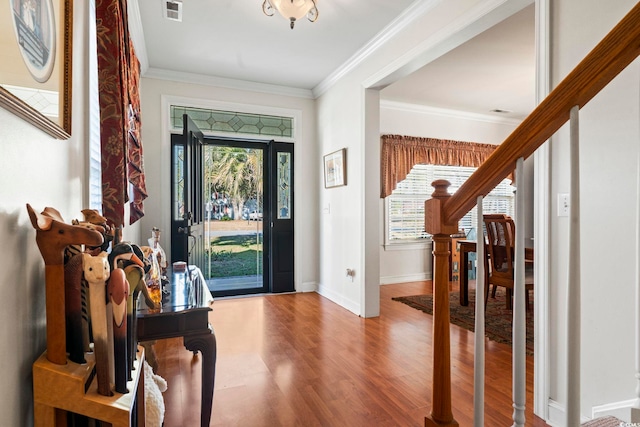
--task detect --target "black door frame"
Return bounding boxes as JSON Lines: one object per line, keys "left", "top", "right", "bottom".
{"left": 170, "top": 131, "right": 295, "bottom": 296}
{"left": 170, "top": 115, "right": 205, "bottom": 269}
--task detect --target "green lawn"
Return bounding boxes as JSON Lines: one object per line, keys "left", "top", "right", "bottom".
{"left": 205, "top": 234, "right": 262, "bottom": 278}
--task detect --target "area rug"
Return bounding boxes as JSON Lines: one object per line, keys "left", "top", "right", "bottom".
{"left": 581, "top": 416, "right": 625, "bottom": 427}
{"left": 392, "top": 288, "right": 534, "bottom": 355}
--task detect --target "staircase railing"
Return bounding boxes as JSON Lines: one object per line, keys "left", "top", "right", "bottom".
{"left": 423, "top": 2, "right": 640, "bottom": 426}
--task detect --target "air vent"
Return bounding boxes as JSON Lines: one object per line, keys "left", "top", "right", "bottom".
{"left": 164, "top": 0, "right": 182, "bottom": 22}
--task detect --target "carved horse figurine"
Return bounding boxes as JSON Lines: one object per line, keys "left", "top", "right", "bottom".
{"left": 26, "top": 204, "right": 104, "bottom": 365}
{"left": 82, "top": 252, "right": 112, "bottom": 396}
{"left": 108, "top": 267, "right": 129, "bottom": 394}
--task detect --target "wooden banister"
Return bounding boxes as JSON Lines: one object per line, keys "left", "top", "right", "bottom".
{"left": 424, "top": 2, "right": 640, "bottom": 425}
{"left": 441, "top": 0, "right": 640, "bottom": 225}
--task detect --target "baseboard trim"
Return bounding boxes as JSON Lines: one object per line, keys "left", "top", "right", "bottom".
{"left": 547, "top": 399, "right": 590, "bottom": 426}
{"left": 591, "top": 398, "right": 636, "bottom": 422}
{"left": 299, "top": 281, "right": 318, "bottom": 292}
{"left": 317, "top": 284, "right": 360, "bottom": 316}
{"left": 380, "top": 273, "right": 432, "bottom": 285}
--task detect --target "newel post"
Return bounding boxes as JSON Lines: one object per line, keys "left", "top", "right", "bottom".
{"left": 424, "top": 180, "right": 459, "bottom": 427}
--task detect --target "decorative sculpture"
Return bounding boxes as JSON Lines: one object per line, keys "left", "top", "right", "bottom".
{"left": 140, "top": 245, "right": 162, "bottom": 306}
{"left": 82, "top": 252, "right": 112, "bottom": 396}
{"left": 108, "top": 242, "right": 145, "bottom": 273}
{"left": 108, "top": 267, "right": 129, "bottom": 394}
{"left": 81, "top": 209, "right": 108, "bottom": 227}
{"left": 148, "top": 227, "right": 168, "bottom": 277}
{"left": 63, "top": 216, "right": 110, "bottom": 356}
{"left": 64, "top": 253, "right": 87, "bottom": 364}
{"left": 110, "top": 242, "right": 158, "bottom": 377}
{"left": 123, "top": 260, "right": 158, "bottom": 378}
{"left": 26, "top": 204, "right": 104, "bottom": 365}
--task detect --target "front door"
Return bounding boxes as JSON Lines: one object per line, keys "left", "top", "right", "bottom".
{"left": 170, "top": 127, "right": 294, "bottom": 296}
{"left": 204, "top": 140, "right": 269, "bottom": 296}
{"left": 171, "top": 114, "right": 205, "bottom": 269}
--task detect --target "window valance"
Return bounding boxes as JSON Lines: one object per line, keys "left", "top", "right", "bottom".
{"left": 380, "top": 134, "right": 499, "bottom": 198}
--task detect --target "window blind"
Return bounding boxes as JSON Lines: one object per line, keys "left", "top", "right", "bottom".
{"left": 386, "top": 164, "right": 514, "bottom": 243}
{"left": 88, "top": 0, "right": 102, "bottom": 211}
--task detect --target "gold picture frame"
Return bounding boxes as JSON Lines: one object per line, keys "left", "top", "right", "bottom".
{"left": 323, "top": 148, "right": 347, "bottom": 188}
{"left": 0, "top": 0, "right": 73, "bottom": 139}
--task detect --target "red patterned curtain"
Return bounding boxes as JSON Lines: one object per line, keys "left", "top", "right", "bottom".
{"left": 380, "top": 134, "right": 501, "bottom": 198}
{"left": 96, "top": 0, "right": 147, "bottom": 226}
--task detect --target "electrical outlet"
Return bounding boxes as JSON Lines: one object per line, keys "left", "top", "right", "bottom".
{"left": 346, "top": 268, "right": 355, "bottom": 282}
{"left": 558, "top": 193, "right": 570, "bottom": 217}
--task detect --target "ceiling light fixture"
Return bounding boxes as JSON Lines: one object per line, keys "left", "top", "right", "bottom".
{"left": 262, "top": 0, "right": 319, "bottom": 30}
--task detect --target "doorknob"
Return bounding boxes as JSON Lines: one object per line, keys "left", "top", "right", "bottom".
{"left": 177, "top": 226, "right": 190, "bottom": 235}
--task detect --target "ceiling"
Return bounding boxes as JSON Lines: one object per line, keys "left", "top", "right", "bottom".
{"left": 133, "top": 1, "right": 535, "bottom": 119}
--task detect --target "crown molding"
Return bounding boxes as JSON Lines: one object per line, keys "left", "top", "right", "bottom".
{"left": 127, "top": 0, "right": 149, "bottom": 74}
{"left": 143, "top": 67, "right": 315, "bottom": 99}
{"left": 364, "top": 0, "right": 533, "bottom": 90}
{"left": 380, "top": 100, "right": 523, "bottom": 126}
{"left": 312, "top": 0, "right": 443, "bottom": 98}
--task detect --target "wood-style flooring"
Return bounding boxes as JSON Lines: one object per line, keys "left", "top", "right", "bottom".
{"left": 153, "top": 281, "right": 550, "bottom": 426}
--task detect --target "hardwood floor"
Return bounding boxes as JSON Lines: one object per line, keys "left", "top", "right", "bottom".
{"left": 154, "top": 281, "right": 550, "bottom": 426}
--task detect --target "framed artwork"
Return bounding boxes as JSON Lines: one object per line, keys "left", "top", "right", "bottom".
{"left": 323, "top": 148, "right": 346, "bottom": 188}
{"left": 0, "top": 0, "right": 73, "bottom": 139}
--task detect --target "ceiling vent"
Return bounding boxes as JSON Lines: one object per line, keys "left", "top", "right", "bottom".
{"left": 163, "top": 0, "right": 182, "bottom": 22}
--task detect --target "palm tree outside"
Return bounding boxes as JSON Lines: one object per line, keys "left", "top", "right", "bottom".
{"left": 203, "top": 145, "right": 264, "bottom": 290}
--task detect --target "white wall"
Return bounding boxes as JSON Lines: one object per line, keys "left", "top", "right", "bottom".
{"left": 378, "top": 101, "right": 520, "bottom": 285}
{"left": 138, "top": 78, "right": 319, "bottom": 292}
{"left": 315, "top": 0, "right": 533, "bottom": 317}
{"left": 547, "top": 0, "right": 640, "bottom": 423}
{"left": 0, "top": 3, "right": 91, "bottom": 425}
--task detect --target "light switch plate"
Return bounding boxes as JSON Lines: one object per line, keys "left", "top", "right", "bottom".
{"left": 558, "top": 193, "right": 569, "bottom": 217}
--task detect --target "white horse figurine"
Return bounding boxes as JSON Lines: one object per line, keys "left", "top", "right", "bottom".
{"left": 82, "top": 252, "right": 113, "bottom": 396}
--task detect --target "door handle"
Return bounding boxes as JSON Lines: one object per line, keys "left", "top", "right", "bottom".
{"left": 177, "top": 226, "right": 190, "bottom": 235}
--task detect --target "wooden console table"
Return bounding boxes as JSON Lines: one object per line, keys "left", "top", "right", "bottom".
{"left": 137, "top": 268, "right": 216, "bottom": 427}
{"left": 33, "top": 347, "right": 145, "bottom": 427}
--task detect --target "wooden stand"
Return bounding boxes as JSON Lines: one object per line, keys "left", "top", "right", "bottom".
{"left": 33, "top": 347, "right": 145, "bottom": 427}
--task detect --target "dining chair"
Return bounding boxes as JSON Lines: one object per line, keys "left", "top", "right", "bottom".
{"left": 483, "top": 214, "right": 533, "bottom": 310}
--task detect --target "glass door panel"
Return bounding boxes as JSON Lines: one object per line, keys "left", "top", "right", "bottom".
{"left": 203, "top": 144, "right": 266, "bottom": 295}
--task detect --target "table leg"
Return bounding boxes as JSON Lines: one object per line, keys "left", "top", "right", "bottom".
{"left": 184, "top": 331, "right": 217, "bottom": 427}
{"left": 460, "top": 249, "right": 470, "bottom": 306}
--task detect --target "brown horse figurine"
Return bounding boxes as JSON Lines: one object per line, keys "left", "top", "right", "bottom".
{"left": 26, "top": 204, "right": 104, "bottom": 365}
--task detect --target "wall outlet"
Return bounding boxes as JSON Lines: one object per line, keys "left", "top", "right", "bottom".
{"left": 346, "top": 268, "right": 355, "bottom": 282}
{"left": 558, "top": 193, "right": 570, "bottom": 217}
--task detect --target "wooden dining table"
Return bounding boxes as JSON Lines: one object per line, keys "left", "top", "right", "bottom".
{"left": 456, "top": 239, "right": 533, "bottom": 306}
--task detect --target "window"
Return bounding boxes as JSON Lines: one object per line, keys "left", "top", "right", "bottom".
{"left": 169, "top": 106, "right": 294, "bottom": 138}
{"left": 88, "top": 0, "right": 102, "bottom": 211}
{"left": 385, "top": 164, "right": 515, "bottom": 245}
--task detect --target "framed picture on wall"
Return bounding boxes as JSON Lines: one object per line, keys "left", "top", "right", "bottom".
{"left": 323, "top": 148, "right": 346, "bottom": 188}
{"left": 0, "top": 0, "right": 73, "bottom": 139}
